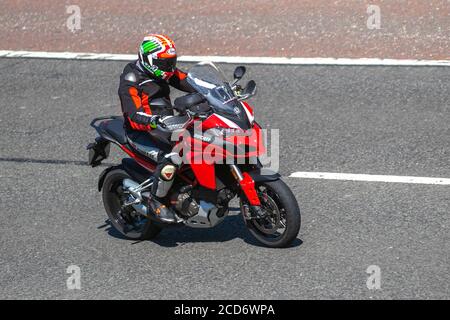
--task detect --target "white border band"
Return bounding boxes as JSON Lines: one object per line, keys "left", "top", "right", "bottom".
{"left": 289, "top": 172, "right": 450, "bottom": 185}
{"left": 0, "top": 50, "right": 449, "bottom": 66}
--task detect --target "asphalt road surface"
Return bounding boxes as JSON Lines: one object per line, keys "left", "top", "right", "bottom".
{"left": 0, "top": 58, "right": 449, "bottom": 299}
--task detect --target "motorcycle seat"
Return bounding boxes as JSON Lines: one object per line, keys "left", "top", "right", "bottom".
{"left": 126, "top": 131, "right": 162, "bottom": 162}
{"left": 100, "top": 117, "right": 127, "bottom": 145}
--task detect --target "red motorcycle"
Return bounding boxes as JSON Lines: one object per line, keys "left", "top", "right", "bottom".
{"left": 88, "top": 62, "right": 300, "bottom": 248}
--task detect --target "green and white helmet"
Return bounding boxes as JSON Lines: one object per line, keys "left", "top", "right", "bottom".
{"left": 138, "top": 34, "right": 177, "bottom": 80}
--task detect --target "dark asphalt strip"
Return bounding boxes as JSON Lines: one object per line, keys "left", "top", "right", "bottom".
{"left": 0, "top": 58, "right": 448, "bottom": 299}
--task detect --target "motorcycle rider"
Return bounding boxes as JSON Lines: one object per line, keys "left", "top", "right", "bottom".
{"left": 118, "top": 34, "right": 195, "bottom": 223}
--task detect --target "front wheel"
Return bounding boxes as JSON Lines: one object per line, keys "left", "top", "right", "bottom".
{"left": 240, "top": 179, "right": 301, "bottom": 248}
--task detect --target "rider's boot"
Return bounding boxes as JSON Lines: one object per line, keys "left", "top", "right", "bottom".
{"left": 147, "top": 154, "right": 178, "bottom": 223}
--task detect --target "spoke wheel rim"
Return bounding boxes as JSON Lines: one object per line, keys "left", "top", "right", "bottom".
{"left": 109, "top": 181, "right": 147, "bottom": 234}
{"left": 243, "top": 185, "right": 288, "bottom": 240}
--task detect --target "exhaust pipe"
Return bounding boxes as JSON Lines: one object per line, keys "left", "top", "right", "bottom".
{"left": 122, "top": 178, "right": 180, "bottom": 224}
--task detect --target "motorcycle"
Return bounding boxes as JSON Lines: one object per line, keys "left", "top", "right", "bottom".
{"left": 87, "top": 62, "right": 300, "bottom": 248}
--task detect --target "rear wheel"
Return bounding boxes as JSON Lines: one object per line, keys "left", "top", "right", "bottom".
{"left": 241, "top": 179, "right": 300, "bottom": 248}
{"left": 102, "top": 167, "right": 161, "bottom": 240}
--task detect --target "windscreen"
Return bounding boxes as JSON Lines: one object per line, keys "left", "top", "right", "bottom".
{"left": 186, "top": 62, "right": 246, "bottom": 121}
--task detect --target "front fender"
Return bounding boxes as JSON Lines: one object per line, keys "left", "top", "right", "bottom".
{"left": 247, "top": 168, "right": 281, "bottom": 183}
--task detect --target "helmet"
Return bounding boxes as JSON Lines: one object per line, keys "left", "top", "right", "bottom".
{"left": 138, "top": 34, "right": 177, "bottom": 80}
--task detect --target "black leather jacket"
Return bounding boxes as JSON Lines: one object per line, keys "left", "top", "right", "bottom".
{"left": 118, "top": 60, "right": 194, "bottom": 131}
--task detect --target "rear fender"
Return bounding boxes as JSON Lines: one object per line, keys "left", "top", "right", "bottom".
{"left": 98, "top": 165, "right": 120, "bottom": 191}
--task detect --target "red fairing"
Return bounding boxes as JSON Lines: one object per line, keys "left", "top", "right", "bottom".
{"left": 190, "top": 162, "right": 216, "bottom": 189}
{"left": 200, "top": 114, "right": 266, "bottom": 158}
{"left": 201, "top": 113, "right": 239, "bottom": 130}
{"left": 181, "top": 135, "right": 217, "bottom": 190}
{"left": 241, "top": 101, "right": 255, "bottom": 123}
{"left": 223, "top": 123, "right": 266, "bottom": 157}
{"left": 175, "top": 111, "right": 266, "bottom": 190}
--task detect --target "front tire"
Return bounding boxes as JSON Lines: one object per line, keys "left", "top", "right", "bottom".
{"left": 241, "top": 179, "right": 301, "bottom": 248}
{"left": 102, "top": 167, "right": 161, "bottom": 240}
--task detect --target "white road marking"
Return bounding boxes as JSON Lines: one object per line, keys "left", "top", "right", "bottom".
{"left": 289, "top": 172, "right": 450, "bottom": 185}
{"left": 180, "top": 55, "right": 450, "bottom": 66}
{"left": 0, "top": 50, "right": 136, "bottom": 61}
{"left": 0, "top": 50, "right": 449, "bottom": 66}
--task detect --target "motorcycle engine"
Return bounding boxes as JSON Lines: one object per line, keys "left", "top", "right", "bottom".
{"left": 171, "top": 191, "right": 199, "bottom": 218}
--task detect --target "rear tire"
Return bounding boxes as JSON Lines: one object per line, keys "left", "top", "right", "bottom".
{"left": 102, "top": 167, "right": 161, "bottom": 240}
{"left": 242, "top": 179, "right": 300, "bottom": 248}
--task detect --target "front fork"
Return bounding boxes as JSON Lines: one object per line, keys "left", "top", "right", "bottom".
{"left": 230, "top": 165, "right": 264, "bottom": 219}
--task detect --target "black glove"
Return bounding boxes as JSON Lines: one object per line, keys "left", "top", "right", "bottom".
{"left": 130, "top": 112, "right": 160, "bottom": 128}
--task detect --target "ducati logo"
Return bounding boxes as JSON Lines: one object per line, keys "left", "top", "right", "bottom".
{"left": 161, "top": 165, "right": 176, "bottom": 181}
{"left": 233, "top": 106, "right": 241, "bottom": 114}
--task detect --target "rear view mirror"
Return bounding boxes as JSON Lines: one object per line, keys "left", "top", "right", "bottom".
{"left": 238, "top": 80, "right": 257, "bottom": 100}
{"left": 243, "top": 80, "right": 256, "bottom": 96}
{"left": 233, "top": 66, "right": 246, "bottom": 80}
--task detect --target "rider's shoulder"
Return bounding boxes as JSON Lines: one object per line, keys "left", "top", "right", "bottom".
{"left": 121, "top": 63, "right": 137, "bottom": 82}
{"left": 122, "top": 61, "right": 147, "bottom": 82}
{"left": 123, "top": 72, "right": 137, "bottom": 83}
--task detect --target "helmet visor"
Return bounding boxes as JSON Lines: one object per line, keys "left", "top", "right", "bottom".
{"left": 153, "top": 57, "right": 177, "bottom": 72}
